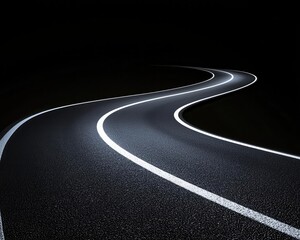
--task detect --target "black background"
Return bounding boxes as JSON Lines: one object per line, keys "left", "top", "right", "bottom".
{"left": 1, "top": 1, "right": 299, "bottom": 148}
{"left": 2, "top": 2, "right": 297, "bottom": 73}
{"left": 2, "top": 1, "right": 297, "bottom": 84}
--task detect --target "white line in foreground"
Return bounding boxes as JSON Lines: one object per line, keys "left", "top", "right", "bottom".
{"left": 97, "top": 69, "right": 300, "bottom": 239}
{"left": 0, "top": 212, "right": 4, "bottom": 240}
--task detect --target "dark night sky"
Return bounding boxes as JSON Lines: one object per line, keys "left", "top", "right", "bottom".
{"left": 1, "top": 1, "right": 299, "bottom": 133}
{"left": 2, "top": 2, "right": 297, "bottom": 78}
{"left": 2, "top": 2, "right": 297, "bottom": 77}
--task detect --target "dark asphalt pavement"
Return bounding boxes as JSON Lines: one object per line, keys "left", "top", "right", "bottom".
{"left": 0, "top": 67, "right": 299, "bottom": 239}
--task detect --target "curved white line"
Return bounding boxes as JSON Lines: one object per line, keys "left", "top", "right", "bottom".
{"left": 174, "top": 72, "right": 300, "bottom": 160}
{"left": 1, "top": 66, "right": 299, "bottom": 238}
{"left": 97, "top": 69, "right": 300, "bottom": 239}
{"left": 0, "top": 66, "right": 214, "bottom": 159}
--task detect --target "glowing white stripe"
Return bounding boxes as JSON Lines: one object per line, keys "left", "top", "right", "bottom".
{"left": 0, "top": 212, "right": 4, "bottom": 240}
{"left": 1, "top": 66, "right": 299, "bottom": 238}
{"left": 174, "top": 72, "right": 300, "bottom": 160}
{"left": 0, "top": 66, "right": 213, "bottom": 159}
{"left": 97, "top": 69, "right": 300, "bottom": 239}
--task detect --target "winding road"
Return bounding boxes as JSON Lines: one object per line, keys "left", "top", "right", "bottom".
{"left": 0, "top": 67, "right": 299, "bottom": 239}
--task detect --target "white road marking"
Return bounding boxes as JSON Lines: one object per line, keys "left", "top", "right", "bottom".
{"left": 174, "top": 71, "right": 300, "bottom": 160}
{"left": 1, "top": 66, "right": 299, "bottom": 238}
{"left": 97, "top": 69, "right": 300, "bottom": 239}
{"left": 0, "top": 212, "right": 4, "bottom": 240}
{"left": 0, "top": 66, "right": 212, "bottom": 159}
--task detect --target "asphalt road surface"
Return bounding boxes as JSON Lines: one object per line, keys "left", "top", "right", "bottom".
{"left": 0, "top": 67, "right": 299, "bottom": 239}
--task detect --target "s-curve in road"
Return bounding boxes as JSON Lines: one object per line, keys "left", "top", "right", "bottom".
{"left": 0, "top": 66, "right": 300, "bottom": 239}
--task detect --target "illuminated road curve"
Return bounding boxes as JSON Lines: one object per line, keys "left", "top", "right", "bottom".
{"left": 0, "top": 67, "right": 300, "bottom": 239}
